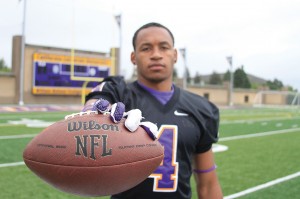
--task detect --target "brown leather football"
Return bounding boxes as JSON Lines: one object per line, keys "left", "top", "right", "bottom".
{"left": 23, "top": 112, "right": 164, "bottom": 197}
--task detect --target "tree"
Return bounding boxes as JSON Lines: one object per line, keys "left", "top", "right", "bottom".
{"left": 185, "top": 67, "right": 191, "bottom": 84}
{"left": 194, "top": 72, "right": 201, "bottom": 84}
{"left": 266, "top": 78, "right": 284, "bottom": 90}
{"left": 223, "top": 70, "right": 230, "bottom": 82}
{"left": 173, "top": 67, "right": 178, "bottom": 80}
{"left": 0, "top": 58, "right": 11, "bottom": 72}
{"left": 209, "top": 71, "right": 222, "bottom": 85}
{"left": 234, "top": 66, "right": 251, "bottom": 88}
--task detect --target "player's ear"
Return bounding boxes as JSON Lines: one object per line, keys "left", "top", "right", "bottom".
{"left": 131, "top": 52, "right": 136, "bottom": 65}
{"left": 174, "top": 48, "right": 178, "bottom": 63}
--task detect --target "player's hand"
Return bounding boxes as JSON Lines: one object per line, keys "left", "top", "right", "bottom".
{"left": 93, "top": 99, "right": 158, "bottom": 140}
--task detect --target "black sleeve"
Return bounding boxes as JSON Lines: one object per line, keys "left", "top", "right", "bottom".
{"left": 179, "top": 90, "right": 220, "bottom": 154}
{"left": 85, "top": 76, "right": 127, "bottom": 104}
{"left": 195, "top": 101, "right": 219, "bottom": 153}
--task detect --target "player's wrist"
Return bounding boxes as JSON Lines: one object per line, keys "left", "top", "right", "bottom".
{"left": 82, "top": 104, "right": 94, "bottom": 112}
{"left": 82, "top": 99, "right": 99, "bottom": 112}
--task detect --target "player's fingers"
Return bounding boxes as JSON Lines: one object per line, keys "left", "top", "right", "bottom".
{"left": 110, "top": 102, "right": 125, "bottom": 123}
{"left": 92, "top": 98, "right": 110, "bottom": 113}
{"left": 124, "top": 109, "right": 143, "bottom": 132}
{"left": 140, "top": 121, "right": 158, "bottom": 140}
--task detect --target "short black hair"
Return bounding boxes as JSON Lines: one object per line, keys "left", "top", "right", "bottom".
{"left": 132, "top": 22, "right": 175, "bottom": 50}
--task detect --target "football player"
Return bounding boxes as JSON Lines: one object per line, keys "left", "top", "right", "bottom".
{"left": 83, "top": 22, "right": 223, "bottom": 199}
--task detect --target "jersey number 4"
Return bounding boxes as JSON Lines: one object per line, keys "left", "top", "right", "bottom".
{"left": 149, "top": 125, "right": 179, "bottom": 192}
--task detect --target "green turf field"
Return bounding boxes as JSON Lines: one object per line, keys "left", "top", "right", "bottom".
{"left": 0, "top": 107, "right": 299, "bottom": 199}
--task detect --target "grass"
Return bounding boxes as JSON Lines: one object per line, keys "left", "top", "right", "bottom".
{"left": 0, "top": 111, "right": 74, "bottom": 124}
{"left": 0, "top": 138, "right": 31, "bottom": 163}
{"left": 215, "top": 131, "right": 300, "bottom": 195}
{"left": 220, "top": 118, "right": 299, "bottom": 137}
{"left": 0, "top": 125, "right": 43, "bottom": 136}
{"left": 0, "top": 107, "right": 300, "bottom": 199}
{"left": 240, "top": 177, "right": 300, "bottom": 199}
{"left": 0, "top": 167, "right": 102, "bottom": 199}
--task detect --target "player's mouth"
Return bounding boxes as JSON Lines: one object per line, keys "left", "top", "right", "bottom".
{"left": 148, "top": 63, "right": 165, "bottom": 70}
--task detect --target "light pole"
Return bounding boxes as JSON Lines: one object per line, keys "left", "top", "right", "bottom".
{"left": 19, "top": 0, "right": 27, "bottom": 106}
{"left": 226, "top": 56, "right": 234, "bottom": 106}
{"left": 179, "top": 48, "right": 187, "bottom": 90}
{"left": 115, "top": 14, "right": 122, "bottom": 75}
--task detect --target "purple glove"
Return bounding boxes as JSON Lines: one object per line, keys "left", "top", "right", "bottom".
{"left": 93, "top": 98, "right": 110, "bottom": 113}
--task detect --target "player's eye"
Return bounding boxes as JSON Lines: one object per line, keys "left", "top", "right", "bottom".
{"left": 141, "top": 47, "right": 150, "bottom": 51}
{"left": 160, "top": 45, "right": 170, "bottom": 50}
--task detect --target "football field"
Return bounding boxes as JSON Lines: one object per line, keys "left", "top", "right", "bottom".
{"left": 0, "top": 107, "right": 299, "bottom": 198}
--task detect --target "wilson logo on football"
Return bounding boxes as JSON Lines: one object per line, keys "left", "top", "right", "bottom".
{"left": 67, "top": 120, "right": 120, "bottom": 132}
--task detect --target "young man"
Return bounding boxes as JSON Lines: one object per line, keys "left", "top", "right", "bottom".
{"left": 83, "top": 22, "right": 223, "bottom": 199}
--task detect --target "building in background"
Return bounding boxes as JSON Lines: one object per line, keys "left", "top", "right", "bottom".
{"left": 0, "top": 35, "right": 119, "bottom": 105}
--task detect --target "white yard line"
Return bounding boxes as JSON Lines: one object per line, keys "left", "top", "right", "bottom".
{"left": 0, "top": 134, "right": 36, "bottom": 140}
{"left": 221, "top": 116, "right": 300, "bottom": 124}
{"left": 0, "top": 161, "right": 25, "bottom": 168}
{"left": 219, "top": 128, "right": 300, "bottom": 142}
{"left": 224, "top": 171, "right": 300, "bottom": 199}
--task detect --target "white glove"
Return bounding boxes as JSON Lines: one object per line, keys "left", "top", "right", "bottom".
{"left": 93, "top": 99, "right": 158, "bottom": 140}
{"left": 124, "top": 109, "right": 143, "bottom": 132}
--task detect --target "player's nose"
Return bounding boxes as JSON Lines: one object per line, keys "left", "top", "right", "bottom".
{"left": 150, "top": 47, "right": 163, "bottom": 60}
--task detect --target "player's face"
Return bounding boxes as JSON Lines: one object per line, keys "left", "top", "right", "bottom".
{"left": 131, "top": 27, "right": 177, "bottom": 88}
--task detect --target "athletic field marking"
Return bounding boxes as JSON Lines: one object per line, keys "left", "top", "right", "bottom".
{"left": 219, "top": 128, "right": 300, "bottom": 142}
{"left": 261, "top": 122, "right": 268, "bottom": 126}
{"left": 221, "top": 116, "right": 300, "bottom": 124}
{"left": 0, "top": 161, "right": 25, "bottom": 168}
{"left": 0, "top": 134, "right": 36, "bottom": 140}
{"left": 7, "top": 118, "right": 54, "bottom": 128}
{"left": 0, "top": 114, "right": 66, "bottom": 120}
{"left": 224, "top": 171, "right": 300, "bottom": 199}
{"left": 212, "top": 144, "right": 228, "bottom": 153}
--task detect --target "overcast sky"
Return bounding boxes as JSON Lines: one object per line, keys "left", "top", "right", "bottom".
{"left": 1, "top": 0, "right": 300, "bottom": 90}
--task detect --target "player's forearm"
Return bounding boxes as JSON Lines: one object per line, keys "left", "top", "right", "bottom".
{"left": 196, "top": 178, "right": 223, "bottom": 199}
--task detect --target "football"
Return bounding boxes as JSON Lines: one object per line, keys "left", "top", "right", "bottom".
{"left": 23, "top": 111, "right": 164, "bottom": 197}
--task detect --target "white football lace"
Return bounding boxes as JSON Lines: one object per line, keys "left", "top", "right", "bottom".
{"left": 64, "top": 111, "right": 97, "bottom": 120}
{"left": 64, "top": 110, "right": 111, "bottom": 120}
